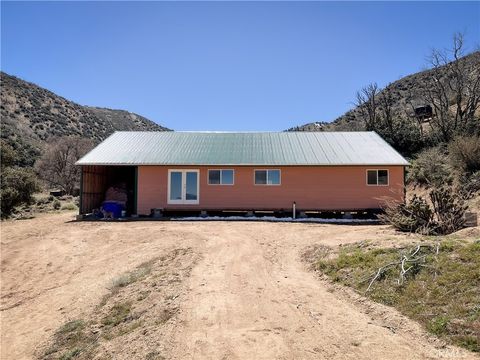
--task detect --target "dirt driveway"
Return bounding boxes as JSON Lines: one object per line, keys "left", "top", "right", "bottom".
{"left": 1, "top": 213, "right": 475, "bottom": 359}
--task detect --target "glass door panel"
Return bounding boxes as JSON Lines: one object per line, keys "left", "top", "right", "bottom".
{"left": 168, "top": 170, "right": 199, "bottom": 204}
{"left": 169, "top": 171, "right": 183, "bottom": 202}
{"left": 185, "top": 171, "right": 198, "bottom": 201}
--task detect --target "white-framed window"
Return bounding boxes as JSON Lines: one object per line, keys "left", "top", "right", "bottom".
{"left": 366, "top": 169, "right": 389, "bottom": 186}
{"left": 208, "top": 169, "right": 234, "bottom": 185}
{"left": 168, "top": 169, "right": 200, "bottom": 204}
{"left": 254, "top": 169, "right": 281, "bottom": 185}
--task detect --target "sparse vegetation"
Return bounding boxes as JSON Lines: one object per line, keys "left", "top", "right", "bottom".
{"left": 448, "top": 135, "right": 480, "bottom": 176}
{"left": 43, "top": 318, "right": 94, "bottom": 360}
{"left": 407, "top": 147, "right": 452, "bottom": 187}
{"left": 145, "top": 351, "right": 164, "bottom": 360}
{"left": 312, "top": 240, "right": 480, "bottom": 352}
{"left": 1, "top": 141, "right": 40, "bottom": 218}
{"left": 109, "top": 261, "right": 153, "bottom": 291}
{"left": 40, "top": 249, "right": 195, "bottom": 360}
{"left": 292, "top": 34, "right": 480, "bottom": 160}
{"left": 35, "top": 137, "right": 94, "bottom": 195}
{"left": 102, "top": 302, "right": 133, "bottom": 327}
{"left": 380, "top": 187, "right": 467, "bottom": 235}
{"left": 0, "top": 71, "right": 169, "bottom": 171}
{"left": 0, "top": 71, "right": 170, "bottom": 217}
{"left": 61, "top": 203, "right": 77, "bottom": 211}
{"left": 53, "top": 199, "right": 61, "bottom": 210}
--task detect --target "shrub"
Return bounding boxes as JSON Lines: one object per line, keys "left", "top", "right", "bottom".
{"left": 380, "top": 195, "right": 433, "bottom": 234}
{"left": 61, "top": 203, "right": 77, "bottom": 211}
{"left": 461, "top": 171, "right": 480, "bottom": 195}
{"left": 381, "top": 187, "right": 467, "bottom": 235}
{"left": 102, "top": 302, "right": 132, "bottom": 327}
{"left": 407, "top": 147, "right": 452, "bottom": 187}
{"left": 1, "top": 167, "right": 40, "bottom": 218}
{"left": 448, "top": 136, "right": 480, "bottom": 174}
{"left": 53, "top": 199, "right": 61, "bottom": 210}
{"left": 430, "top": 187, "right": 467, "bottom": 235}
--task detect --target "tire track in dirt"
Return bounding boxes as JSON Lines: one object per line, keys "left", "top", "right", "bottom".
{"left": 169, "top": 225, "right": 475, "bottom": 360}
{"left": 2, "top": 215, "right": 475, "bottom": 359}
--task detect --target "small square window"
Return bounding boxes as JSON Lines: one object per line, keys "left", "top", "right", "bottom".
{"left": 255, "top": 170, "right": 267, "bottom": 185}
{"left": 208, "top": 170, "right": 221, "bottom": 184}
{"left": 378, "top": 170, "right": 388, "bottom": 185}
{"left": 221, "top": 170, "right": 234, "bottom": 185}
{"left": 267, "top": 170, "right": 280, "bottom": 185}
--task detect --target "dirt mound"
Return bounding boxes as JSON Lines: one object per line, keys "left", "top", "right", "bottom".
{"left": 37, "top": 248, "right": 199, "bottom": 360}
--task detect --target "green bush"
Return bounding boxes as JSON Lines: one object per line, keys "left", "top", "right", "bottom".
{"left": 1, "top": 167, "right": 39, "bottom": 218}
{"left": 53, "top": 199, "right": 61, "bottom": 210}
{"left": 61, "top": 203, "right": 77, "bottom": 211}
{"left": 376, "top": 117, "right": 424, "bottom": 157}
{"left": 407, "top": 147, "right": 452, "bottom": 187}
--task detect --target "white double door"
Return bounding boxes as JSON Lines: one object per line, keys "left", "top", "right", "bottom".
{"left": 168, "top": 169, "right": 199, "bottom": 204}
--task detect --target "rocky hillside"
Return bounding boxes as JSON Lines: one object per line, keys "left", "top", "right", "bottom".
{"left": 288, "top": 51, "right": 480, "bottom": 132}
{"left": 1, "top": 72, "right": 169, "bottom": 166}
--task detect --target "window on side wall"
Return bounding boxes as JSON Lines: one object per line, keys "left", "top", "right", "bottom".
{"left": 255, "top": 169, "right": 281, "bottom": 185}
{"left": 208, "top": 169, "right": 234, "bottom": 185}
{"left": 367, "top": 169, "right": 389, "bottom": 186}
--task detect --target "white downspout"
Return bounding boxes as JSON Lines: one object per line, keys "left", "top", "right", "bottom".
{"left": 293, "top": 201, "right": 296, "bottom": 219}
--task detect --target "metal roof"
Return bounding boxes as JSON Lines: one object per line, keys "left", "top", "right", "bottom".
{"left": 76, "top": 131, "right": 409, "bottom": 166}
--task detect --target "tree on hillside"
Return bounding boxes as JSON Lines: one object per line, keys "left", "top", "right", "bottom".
{"left": 35, "top": 137, "right": 94, "bottom": 195}
{"left": 355, "top": 83, "right": 423, "bottom": 156}
{"left": 0, "top": 140, "right": 39, "bottom": 218}
{"left": 422, "top": 33, "right": 480, "bottom": 142}
{"left": 355, "top": 83, "right": 379, "bottom": 131}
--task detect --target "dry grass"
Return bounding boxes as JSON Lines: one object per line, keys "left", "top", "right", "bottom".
{"left": 38, "top": 248, "right": 197, "bottom": 360}
{"left": 311, "top": 239, "right": 480, "bottom": 352}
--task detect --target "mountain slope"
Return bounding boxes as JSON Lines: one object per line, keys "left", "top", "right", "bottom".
{"left": 288, "top": 51, "right": 480, "bottom": 132}
{"left": 0, "top": 72, "right": 170, "bottom": 166}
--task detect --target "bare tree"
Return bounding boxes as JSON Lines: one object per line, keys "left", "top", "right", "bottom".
{"left": 355, "top": 82, "right": 423, "bottom": 155}
{"left": 378, "top": 86, "right": 396, "bottom": 135}
{"left": 355, "top": 83, "right": 379, "bottom": 130}
{"left": 35, "top": 137, "right": 94, "bottom": 195}
{"left": 423, "top": 33, "right": 480, "bottom": 142}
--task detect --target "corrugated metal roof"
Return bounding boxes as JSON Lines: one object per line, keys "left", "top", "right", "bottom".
{"left": 76, "top": 131, "right": 409, "bottom": 166}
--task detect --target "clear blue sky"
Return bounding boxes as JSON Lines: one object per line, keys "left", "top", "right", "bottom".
{"left": 2, "top": 1, "right": 479, "bottom": 131}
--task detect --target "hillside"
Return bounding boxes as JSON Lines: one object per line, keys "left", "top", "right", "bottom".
{"left": 288, "top": 51, "right": 480, "bottom": 132}
{"left": 0, "top": 72, "right": 170, "bottom": 166}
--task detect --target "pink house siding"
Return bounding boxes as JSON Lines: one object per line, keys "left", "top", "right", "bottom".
{"left": 137, "top": 165, "right": 404, "bottom": 215}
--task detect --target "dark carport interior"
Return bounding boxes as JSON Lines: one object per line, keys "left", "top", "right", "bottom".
{"left": 80, "top": 165, "right": 137, "bottom": 216}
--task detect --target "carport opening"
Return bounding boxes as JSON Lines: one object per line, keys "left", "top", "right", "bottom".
{"left": 80, "top": 165, "right": 137, "bottom": 215}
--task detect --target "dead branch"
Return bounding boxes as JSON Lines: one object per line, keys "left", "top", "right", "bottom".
{"left": 365, "top": 244, "right": 438, "bottom": 293}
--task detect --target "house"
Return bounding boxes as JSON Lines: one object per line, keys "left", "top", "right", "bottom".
{"left": 76, "top": 131, "right": 409, "bottom": 216}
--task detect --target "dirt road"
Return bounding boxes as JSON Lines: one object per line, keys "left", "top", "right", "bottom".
{"left": 1, "top": 213, "right": 475, "bottom": 359}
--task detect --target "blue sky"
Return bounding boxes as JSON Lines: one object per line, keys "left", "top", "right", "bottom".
{"left": 2, "top": 2, "right": 479, "bottom": 131}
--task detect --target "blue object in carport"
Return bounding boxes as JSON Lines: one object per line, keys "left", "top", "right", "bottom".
{"left": 102, "top": 201, "right": 124, "bottom": 218}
